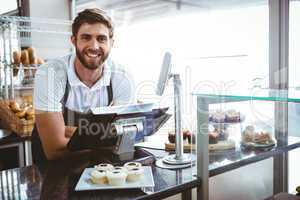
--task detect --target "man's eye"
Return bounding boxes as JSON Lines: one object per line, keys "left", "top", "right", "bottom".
{"left": 98, "top": 36, "right": 107, "bottom": 42}
{"left": 81, "top": 35, "right": 90, "bottom": 40}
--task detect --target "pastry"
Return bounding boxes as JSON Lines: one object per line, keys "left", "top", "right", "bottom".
{"left": 168, "top": 130, "right": 195, "bottom": 144}
{"left": 37, "top": 57, "right": 45, "bottom": 65}
{"left": 94, "top": 163, "right": 114, "bottom": 171}
{"left": 209, "top": 111, "right": 226, "bottom": 123}
{"left": 90, "top": 169, "right": 108, "bottom": 184}
{"left": 242, "top": 126, "right": 272, "bottom": 144}
{"left": 9, "top": 101, "right": 22, "bottom": 113}
{"left": 168, "top": 132, "right": 176, "bottom": 143}
{"left": 12, "top": 51, "right": 21, "bottom": 76}
{"left": 183, "top": 130, "right": 195, "bottom": 144}
{"left": 21, "top": 49, "right": 30, "bottom": 77}
{"left": 27, "top": 47, "right": 36, "bottom": 65}
{"left": 209, "top": 130, "right": 219, "bottom": 144}
{"left": 113, "top": 166, "right": 127, "bottom": 173}
{"left": 25, "top": 107, "right": 34, "bottom": 116}
{"left": 21, "top": 49, "right": 30, "bottom": 66}
{"left": 106, "top": 169, "right": 127, "bottom": 186}
{"left": 13, "top": 51, "right": 21, "bottom": 65}
{"left": 253, "top": 131, "right": 271, "bottom": 144}
{"left": 242, "top": 125, "right": 255, "bottom": 142}
{"left": 225, "top": 109, "right": 241, "bottom": 122}
{"left": 124, "top": 162, "right": 142, "bottom": 170}
{"left": 126, "top": 167, "right": 144, "bottom": 182}
{"left": 15, "top": 109, "right": 26, "bottom": 118}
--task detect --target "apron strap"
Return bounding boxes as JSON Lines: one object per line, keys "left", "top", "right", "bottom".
{"left": 107, "top": 79, "right": 113, "bottom": 106}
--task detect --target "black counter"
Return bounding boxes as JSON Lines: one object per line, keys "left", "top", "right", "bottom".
{"left": 0, "top": 130, "right": 30, "bottom": 146}
{"left": 0, "top": 148, "right": 200, "bottom": 200}
{"left": 1, "top": 135, "right": 300, "bottom": 199}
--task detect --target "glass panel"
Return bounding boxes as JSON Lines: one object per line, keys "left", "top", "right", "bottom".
{"left": 288, "top": 0, "right": 300, "bottom": 194}
{"left": 192, "top": 88, "right": 300, "bottom": 102}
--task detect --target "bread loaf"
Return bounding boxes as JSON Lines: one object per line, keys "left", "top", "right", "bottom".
{"left": 13, "top": 51, "right": 21, "bottom": 65}
{"left": 15, "top": 109, "right": 26, "bottom": 118}
{"left": 25, "top": 107, "right": 34, "bottom": 116}
{"left": 9, "top": 101, "right": 22, "bottom": 113}
{"left": 12, "top": 51, "right": 21, "bottom": 76}
{"left": 37, "top": 57, "right": 45, "bottom": 65}
{"left": 27, "top": 47, "right": 36, "bottom": 65}
{"left": 21, "top": 49, "right": 30, "bottom": 77}
{"left": 21, "top": 50, "right": 30, "bottom": 66}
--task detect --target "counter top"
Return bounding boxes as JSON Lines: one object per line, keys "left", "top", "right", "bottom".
{"left": 0, "top": 130, "right": 30, "bottom": 146}
{"left": 136, "top": 136, "right": 300, "bottom": 177}
{"left": 0, "top": 148, "right": 200, "bottom": 200}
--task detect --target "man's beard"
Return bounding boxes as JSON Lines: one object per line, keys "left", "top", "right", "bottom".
{"left": 75, "top": 47, "right": 109, "bottom": 70}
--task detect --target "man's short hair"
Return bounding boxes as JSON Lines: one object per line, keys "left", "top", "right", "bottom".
{"left": 72, "top": 8, "right": 114, "bottom": 38}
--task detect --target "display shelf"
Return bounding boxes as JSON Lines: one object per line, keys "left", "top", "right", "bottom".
{"left": 209, "top": 136, "right": 300, "bottom": 177}
{"left": 194, "top": 88, "right": 300, "bottom": 200}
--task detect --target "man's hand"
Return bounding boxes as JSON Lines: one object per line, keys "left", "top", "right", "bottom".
{"left": 65, "top": 126, "right": 77, "bottom": 138}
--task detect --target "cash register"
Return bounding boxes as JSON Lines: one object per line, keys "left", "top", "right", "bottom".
{"left": 67, "top": 102, "right": 170, "bottom": 162}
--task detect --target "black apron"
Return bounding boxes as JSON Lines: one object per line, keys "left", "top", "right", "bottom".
{"left": 31, "top": 78, "right": 113, "bottom": 164}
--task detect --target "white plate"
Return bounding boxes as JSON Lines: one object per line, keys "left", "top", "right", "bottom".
{"left": 75, "top": 166, "right": 155, "bottom": 191}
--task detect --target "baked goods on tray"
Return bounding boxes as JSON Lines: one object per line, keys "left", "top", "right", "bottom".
{"left": 209, "top": 109, "right": 243, "bottom": 123}
{"left": 90, "top": 162, "right": 144, "bottom": 186}
{"left": 168, "top": 130, "right": 195, "bottom": 145}
{"left": 242, "top": 125, "right": 275, "bottom": 148}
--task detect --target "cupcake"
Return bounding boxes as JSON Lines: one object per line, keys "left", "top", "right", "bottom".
{"left": 242, "top": 125, "right": 255, "bottom": 142}
{"left": 90, "top": 169, "right": 108, "bottom": 184}
{"left": 253, "top": 131, "right": 272, "bottom": 144}
{"left": 106, "top": 169, "right": 128, "bottom": 186}
{"left": 127, "top": 167, "right": 144, "bottom": 182}
{"left": 94, "top": 163, "right": 114, "bottom": 171}
{"left": 168, "top": 132, "right": 176, "bottom": 143}
{"left": 209, "top": 130, "right": 219, "bottom": 144}
{"left": 210, "top": 111, "right": 226, "bottom": 123}
{"left": 225, "top": 109, "right": 241, "bottom": 122}
{"left": 124, "top": 162, "right": 142, "bottom": 170}
{"left": 113, "top": 166, "right": 128, "bottom": 173}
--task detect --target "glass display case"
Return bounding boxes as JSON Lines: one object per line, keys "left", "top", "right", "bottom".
{"left": 193, "top": 88, "right": 300, "bottom": 200}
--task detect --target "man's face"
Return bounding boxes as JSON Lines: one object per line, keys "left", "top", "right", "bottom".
{"left": 71, "top": 23, "right": 113, "bottom": 70}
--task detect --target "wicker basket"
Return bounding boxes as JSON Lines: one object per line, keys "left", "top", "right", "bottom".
{"left": 0, "top": 100, "right": 34, "bottom": 137}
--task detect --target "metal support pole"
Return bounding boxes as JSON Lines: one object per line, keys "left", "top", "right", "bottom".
{"left": 269, "top": 0, "right": 289, "bottom": 194}
{"left": 174, "top": 74, "right": 184, "bottom": 160}
{"left": 156, "top": 73, "right": 194, "bottom": 169}
{"left": 8, "top": 23, "right": 14, "bottom": 99}
{"left": 196, "top": 96, "right": 209, "bottom": 200}
{"left": 1, "top": 24, "right": 9, "bottom": 100}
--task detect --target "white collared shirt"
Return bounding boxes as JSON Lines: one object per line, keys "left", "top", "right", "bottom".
{"left": 33, "top": 54, "right": 136, "bottom": 113}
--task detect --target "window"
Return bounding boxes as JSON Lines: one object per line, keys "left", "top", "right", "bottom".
{"left": 76, "top": 1, "right": 269, "bottom": 132}
{"left": 0, "top": 0, "right": 18, "bottom": 15}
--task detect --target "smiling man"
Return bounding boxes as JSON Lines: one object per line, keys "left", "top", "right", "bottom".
{"left": 32, "top": 8, "right": 135, "bottom": 162}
